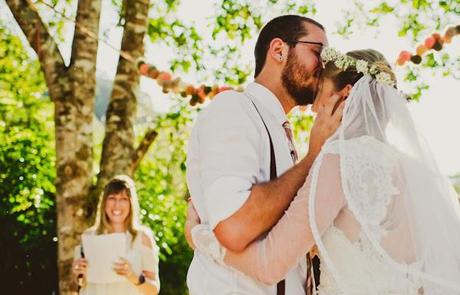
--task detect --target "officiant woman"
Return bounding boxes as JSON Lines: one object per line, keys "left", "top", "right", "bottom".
{"left": 72, "top": 175, "right": 160, "bottom": 295}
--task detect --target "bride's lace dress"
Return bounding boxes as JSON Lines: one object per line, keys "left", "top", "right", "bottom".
{"left": 315, "top": 137, "right": 422, "bottom": 295}
{"left": 192, "top": 136, "right": 423, "bottom": 295}
{"left": 318, "top": 226, "right": 421, "bottom": 295}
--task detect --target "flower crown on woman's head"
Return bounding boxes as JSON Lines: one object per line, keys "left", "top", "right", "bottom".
{"left": 320, "top": 47, "right": 396, "bottom": 87}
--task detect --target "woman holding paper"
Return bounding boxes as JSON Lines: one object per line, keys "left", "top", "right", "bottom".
{"left": 72, "top": 175, "right": 160, "bottom": 295}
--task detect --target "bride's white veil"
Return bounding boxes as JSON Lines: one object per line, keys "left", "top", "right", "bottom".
{"left": 309, "top": 75, "right": 460, "bottom": 294}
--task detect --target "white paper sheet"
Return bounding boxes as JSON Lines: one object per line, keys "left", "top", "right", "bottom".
{"left": 82, "top": 233, "right": 127, "bottom": 284}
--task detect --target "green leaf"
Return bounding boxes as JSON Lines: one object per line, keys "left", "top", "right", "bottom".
{"left": 370, "top": 2, "right": 394, "bottom": 14}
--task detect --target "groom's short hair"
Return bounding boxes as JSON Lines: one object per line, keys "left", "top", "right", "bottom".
{"left": 254, "top": 15, "right": 324, "bottom": 77}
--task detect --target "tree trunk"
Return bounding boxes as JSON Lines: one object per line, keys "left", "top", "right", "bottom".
{"left": 54, "top": 0, "right": 102, "bottom": 293}
{"left": 4, "top": 0, "right": 98, "bottom": 293}
{"left": 91, "top": 0, "right": 151, "bottom": 207}
{"left": 6, "top": 0, "right": 155, "bottom": 293}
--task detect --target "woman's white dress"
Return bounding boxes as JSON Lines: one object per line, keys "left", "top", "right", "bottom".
{"left": 74, "top": 229, "right": 160, "bottom": 295}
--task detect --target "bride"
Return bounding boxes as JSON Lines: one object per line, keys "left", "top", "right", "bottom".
{"left": 186, "top": 48, "right": 460, "bottom": 294}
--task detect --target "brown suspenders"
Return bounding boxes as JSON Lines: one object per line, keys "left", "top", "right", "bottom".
{"left": 247, "top": 94, "right": 320, "bottom": 295}
{"left": 247, "top": 96, "right": 285, "bottom": 295}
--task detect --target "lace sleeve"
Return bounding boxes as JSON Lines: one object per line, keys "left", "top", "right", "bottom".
{"left": 192, "top": 153, "right": 346, "bottom": 285}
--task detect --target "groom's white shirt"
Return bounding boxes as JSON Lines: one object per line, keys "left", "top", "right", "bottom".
{"left": 186, "top": 82, "right": 307, "bottom": 295}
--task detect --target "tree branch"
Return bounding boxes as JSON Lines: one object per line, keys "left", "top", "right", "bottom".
{"left": 6, "top": 0, "right": 67, "bottom": 100}
{"left": 130, "top": 128, "right": 158, "bottom": 174}
{"left": 91, "top": 0, "right": 151, "bottom": 210}
{"left": 98, "top": 0, "right": 150, "bottom": 176}
{"left": 69, "top": 0, "right": 102, "bottom": 69}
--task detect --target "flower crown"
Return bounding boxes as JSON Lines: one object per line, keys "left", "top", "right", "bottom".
{"left": 320, "top": 47, "right": 396, "bottom": 87}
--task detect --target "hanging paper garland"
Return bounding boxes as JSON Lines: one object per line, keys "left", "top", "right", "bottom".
{"left": 136, "top": 58, "right": 239, "bottom": 106}
{"left": 396, "top": 24, "right": 460, "bottom": 66}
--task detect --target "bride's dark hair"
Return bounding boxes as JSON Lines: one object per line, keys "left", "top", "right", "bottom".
{"left": 322, "top": 49, "right": 397, "bottom": 90}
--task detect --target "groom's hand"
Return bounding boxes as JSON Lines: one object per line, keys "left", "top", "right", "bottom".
{"left": 308, "top": 94, "right": 344, "bottom": 156}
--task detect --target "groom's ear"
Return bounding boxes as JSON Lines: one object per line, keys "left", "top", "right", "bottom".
{"left": 268, "top": 38, "right": 287, "bottom": 63}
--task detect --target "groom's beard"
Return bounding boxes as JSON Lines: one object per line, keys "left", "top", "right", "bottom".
{"left": 281, "top": 50, "right": 321, "bottom": 106}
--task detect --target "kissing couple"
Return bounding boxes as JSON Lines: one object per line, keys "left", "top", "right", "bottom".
{"left": 185, "top": 15, "right": 460, "bottom": 295}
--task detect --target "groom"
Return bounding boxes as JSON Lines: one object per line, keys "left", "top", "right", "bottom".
{"left": 186, "top": 15, "right": 343, "bottom": 294}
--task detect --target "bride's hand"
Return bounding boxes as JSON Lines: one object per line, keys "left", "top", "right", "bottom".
{"left": 185, "top": 200, "right": 201, "bottom": 249}
{"left": 308, "top": 94, "right": 344, "bottom": 156}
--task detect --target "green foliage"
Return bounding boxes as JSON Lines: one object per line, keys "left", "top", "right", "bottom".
{"left": 35, "top": 0, "right": 75, "bottom": 43}
{"left": 0, "top": 27, "right": 58, "bottom": 293}
{"left": 212, "top": 0, "right": 316, "bottom": 42}
{"left": 147, "top": 17, "right": 204, "bottom": 73}
{"left": 207, "top": 0, "right": 317, "bottom": 85}
{"left": 397, "top": 13, "right": 427, "bottom": 39}
{"left": 337, "top": 0, "right": 458, "bottom": 40}
{"left": 335, "top": 0, "right": 460, "bottom": 99}
{"left": 144, "top": 0, "right": 318, "bottom": 86}
{"left": 145, "top": 0, "right": 205, "bottom": 74}
{"left": 135, "top": 103, "right": 195, "bottom": 295}
{"left": 370, "top": 2, "right": 395, "bottom": 14}
{"left": 213, "top": 1, "right": 263, "bottom": 42}
{"left": 289, "top": 110, "right": 315, "bottom": 157}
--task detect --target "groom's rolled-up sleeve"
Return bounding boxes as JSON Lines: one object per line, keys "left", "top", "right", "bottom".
{"left": 197, "top": 91, "right": 261, "bottom": 230}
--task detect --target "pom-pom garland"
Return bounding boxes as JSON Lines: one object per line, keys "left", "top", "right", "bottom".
{"left": 137, "top": 59, "right": 240, "bottom": 106}
{"left": 396, "top": 24, "right": 460, "bottom": 66}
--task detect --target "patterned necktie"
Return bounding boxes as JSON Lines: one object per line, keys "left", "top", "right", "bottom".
{"left": 282, "top": 121, "right": 298, "bottom": 163}
{"left": 305, "top": 254, "right": 314, "bottom": 295}
{"left": 283, "top": 120, "right": 316, "bottom": 295}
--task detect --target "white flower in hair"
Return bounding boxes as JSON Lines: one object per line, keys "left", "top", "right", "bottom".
{"left": 369, "top": 64, "right": 379, "bottom": 75}
{"left": 334, "top": 55, "right": 355, "bottom": 71}
{"left": 356, "top": 60, "right": 369, "bottom": 75}
{"left": 320, "top": 47, "right": 340, "bottom": 63}
{"left": 321, "top": 47, "right": 396, "bottom": 87}
{"left": 376, "top": 72, "right": 395, "bottom": 87}
{"left": 334, "top": 55, "right": 346, "bottom": 69}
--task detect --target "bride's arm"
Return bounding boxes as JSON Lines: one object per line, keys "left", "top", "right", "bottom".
{"left": 190, "top": 153, "right": 346, "bottom": 285}
{"left": 225, "top": 154, "right": 345, "bottom": 284}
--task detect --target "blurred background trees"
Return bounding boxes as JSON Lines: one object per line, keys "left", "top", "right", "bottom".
{"left": 0, "top": 26, "right": 57, "bottom": 292}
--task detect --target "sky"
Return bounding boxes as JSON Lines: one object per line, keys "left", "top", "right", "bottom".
{"left": 1, "top": 0, "right": 459, "bottom": 176}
